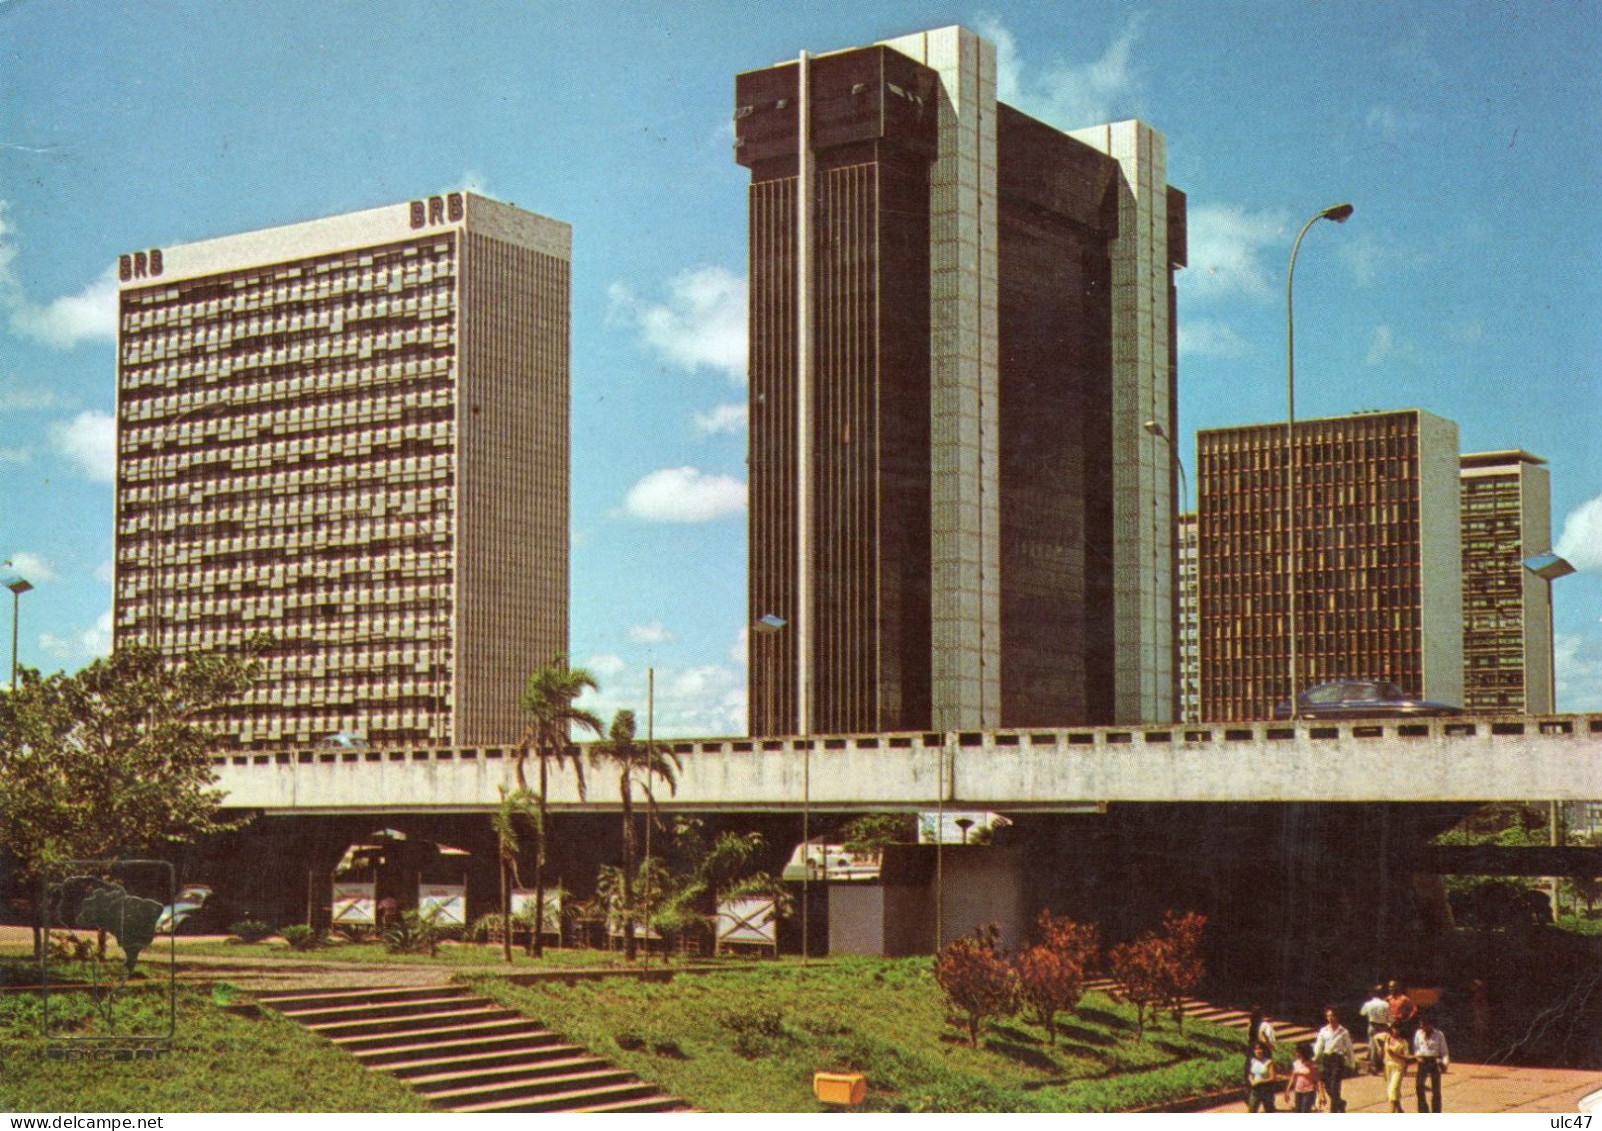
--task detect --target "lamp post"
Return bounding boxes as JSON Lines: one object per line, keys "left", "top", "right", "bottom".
{"left": 753, "top": 612, "right": 809, "bottom": 960}
{"left": 1285, "top": 202, "right": 1354, "bottom": 719}
{"left": 1523, "top": 551, "right": 1573, "bottom": 920}
{"left": 1144, "top": 420, "right": 1189, "bottom": 722}
{"left": 3, "top": 567, "right": 33, "bottom": 691}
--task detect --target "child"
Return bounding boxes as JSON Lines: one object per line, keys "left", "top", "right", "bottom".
{"left": 1290, "top": 1041, "right": 1319, "bottom": 1113}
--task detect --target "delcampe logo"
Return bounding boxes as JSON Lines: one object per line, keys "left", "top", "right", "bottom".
{"left": 40, "top": 860, "right": 177, "bottom": 1059}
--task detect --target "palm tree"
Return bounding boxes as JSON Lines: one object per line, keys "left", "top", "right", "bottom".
{"left": 516, "top": 659, "right": 602, "bottom": 957}
{"left": 589, "top": 709, "right": 682, "bottom": 961}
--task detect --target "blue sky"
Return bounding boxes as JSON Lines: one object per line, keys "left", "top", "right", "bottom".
{"left": 1, "top": 0, "right": 1598, "bottom": 731}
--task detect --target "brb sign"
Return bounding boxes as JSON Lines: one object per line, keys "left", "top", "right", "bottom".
{"left": 119, "top": 249, "right": 164, "bottom": 281}
{"left": 411, "top": 193, "right": 465, "bottom": 229}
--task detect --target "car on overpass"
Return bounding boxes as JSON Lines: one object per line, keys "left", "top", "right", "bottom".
{"left": 1273, "top": 679, "right": 1464, "bottom": 720}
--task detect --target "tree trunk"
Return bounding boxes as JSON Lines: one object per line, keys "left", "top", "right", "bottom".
{"left": 621, "top": 773, "right": 636, "bottom": 962}
{"left": 500, "top": 848, "right": 511, "bottom": 964}
{"left": 531, "top": 753, "right": 548, "bottom": 958}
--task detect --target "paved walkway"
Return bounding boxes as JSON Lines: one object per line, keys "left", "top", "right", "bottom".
{"left": 1200, "top": 1061, "right": 1602, "bottom": 1114}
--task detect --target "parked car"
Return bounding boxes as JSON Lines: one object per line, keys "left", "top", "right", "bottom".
{"left": 1273, "top": 679, "right": 1463, "bottom": 720}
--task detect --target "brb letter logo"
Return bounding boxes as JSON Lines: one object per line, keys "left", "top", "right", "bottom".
{"left": 410, "top": 193, "right": 465, "bottom": 229}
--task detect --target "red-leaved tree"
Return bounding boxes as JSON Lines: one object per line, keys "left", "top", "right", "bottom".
{"left": 933, "top": 923, "right": 1020, "bottom": 1048}
{"left": 1014, "top": 943, "right": 1084, "bottom": 1046}
{"left": 1037, "top": 911, "right": 1101, "bottom": 976}
{"left": 1154, "top": 910, "right": 1208, "bottom": 1033}
{"left": 1108, "top": 933, "right": 1164, "bottom": 1037}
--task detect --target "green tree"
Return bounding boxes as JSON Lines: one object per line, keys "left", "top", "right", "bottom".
{"left": 489, "top": 786, "right": 540, "bottom": 962}
{"left": 588, "top": 709, "right": 681, "bottom": 961}
{"left": 515, "top": 659, "right": 602, "bottom": 957}
{"left": 0, "top": 642, "right": 264, "bottom": 956}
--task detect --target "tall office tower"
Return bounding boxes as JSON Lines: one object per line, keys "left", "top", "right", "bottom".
{"left": 736, "top": 26, "right": 1185, "bottom": 735}
{"left": 1196, "top": 409, "right": 1463, "bottom": 722}
{"left": 1460, "top": 450, "right": 1555, "bottom": 714}
{"left": 1177, "top": 512, "right": 1199, "bottom": 724}
{"left": 113, "top": 193, "right": 570, "bottom": 751}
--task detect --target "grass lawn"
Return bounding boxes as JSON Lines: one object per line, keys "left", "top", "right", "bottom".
{"left": 161, "top": 938, "right": 644, "bottom": 967}
{"left": 466, "top": 958, "right": 1247, "bottom": 1112}
{"left": 0, "top": 980, "right": 428, "bottom": 1113}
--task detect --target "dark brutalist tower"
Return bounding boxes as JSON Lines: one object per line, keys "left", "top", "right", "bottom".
{"left": 737, "top": 26, "right": 1186, "bottom": 737}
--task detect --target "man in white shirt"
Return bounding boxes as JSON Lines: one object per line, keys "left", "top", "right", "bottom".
{"left": 1312, "top": 1006, "right": 1357, "bottom": 1113}
{"left": 1359, "top": 984, "right": 1391, "bottom": 1074}
{"left": 1413, "top": 1016, "right": 1450, "bottom": 1112}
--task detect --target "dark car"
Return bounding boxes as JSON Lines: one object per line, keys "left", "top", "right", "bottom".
{"left": 1273, "top": 679, "right": 1463, "bottom": 720}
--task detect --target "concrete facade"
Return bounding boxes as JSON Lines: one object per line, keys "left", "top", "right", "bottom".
{"left": 1197, "top": 408, "right": 1462, "bottom": 721}
{"left": 736, "top": 26, "right": 1184, "bottom": 736}
{"left": 113, "top": 193, "right": 570, "bottom": 750}
{"left": 212, "top": 716, "right": 1602, "bottom": 814}
{"left": 1461, "top": 450, "right": 1555, "bottom": 714}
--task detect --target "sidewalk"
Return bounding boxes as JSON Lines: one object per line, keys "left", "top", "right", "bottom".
{"left": 1201, "top": 1062, "right": 1602, "bottom": 1114}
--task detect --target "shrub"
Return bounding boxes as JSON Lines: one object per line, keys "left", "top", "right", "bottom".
{"left": 933, "top": 923, "right": 1019, "bottom": 1047}
{"left": 279, "top": 924, "right": 324, "bottom": 952}
{"left": 46, "top": 932, "right": 94, "bottom": 963}
{"left": 1014, "top": 943, "right": 1085, "bottom": 1046}
{"left": 228, "top": 919, "right": 273, "bottom": 944}
{"left": 382, "top": 910, "right": 441, "bottom": 957}
{"left": 332, "top": 923, "right": 374, "bottom": 944}
{"left": 722, "top": 1005, "right": 787, "bottom": 1059}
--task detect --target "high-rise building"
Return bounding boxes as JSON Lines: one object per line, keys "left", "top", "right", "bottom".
{"left": 113, "top": 192, "right": 571, "bottom": 750}
{"left": 1177, "top": 512, "right": 1199, "bottom": 724}
{"left": 735, "top": 26, "right": 1185, "bottom": 735}
{"left": 1196, "top": 409, "right": 1463, "bottom": 722}
{"left": 1460, "top": 450, "right": 1554, "bottom": 714}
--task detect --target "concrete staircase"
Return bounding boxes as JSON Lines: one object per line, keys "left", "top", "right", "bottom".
{"left": 256, "top": 985, "right": 685, "bottom": 1113}
{"left": 1086, "top": 978, "right": 1321, "bottom": 1047}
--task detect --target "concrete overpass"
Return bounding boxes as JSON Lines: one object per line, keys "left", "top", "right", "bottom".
{"left": 213, "top": 713, "right": 1602, "bottom": 815}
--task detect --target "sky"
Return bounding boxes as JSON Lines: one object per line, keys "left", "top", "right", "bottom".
{"left": 1, "top": 0, "right": 1599, "bottom": 732}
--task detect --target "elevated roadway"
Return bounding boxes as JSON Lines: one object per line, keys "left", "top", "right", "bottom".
{"left": 213, "top": 713, "right": 1602, "bottom": 816}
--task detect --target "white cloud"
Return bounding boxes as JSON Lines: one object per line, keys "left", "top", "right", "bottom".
{"left": 0, "top": 200, "right": 118, "bottom": 349}
{"left": 39, "top": 608, "right": 113, "bottom": 664}
{"left": 10, "top": 269, "right": 119, "bottom": 348}
{"left": 0, "top": 445, "right": 30, "bottom": 466}
{"left": 731, "top": 624, "right": 749, "bottom": 668}
{"left": 1364, "top": 324, "right": 1418, "bottom": 366}
{"left": 4, "top": 550, "right": 57, "bottom": 582}
{"left": 1366, "top": 105, "right": 1422, "bottom": 143}
{"left": 607, "top": 266, "right": 747, "bottom": 382}
{"left": 49, "top": 409, "right": 116, "bottom": 483}
{"left": 622, "top": 466, "right": 746, "bottom": 523}
{"left": 979, "top": 14, "right": 1146, "bottom": 129}
{"left": 94, "top": 559, "right": 115, "bottom": 585}
{"left": 454, "top": 170, "right": 490, "bottom": 196}
{"left": 583, "top": 653, "right": 628, "bottom": 680}
{"left": 0, "top": 380, "right": 64, "bottom": 412}
{"left": 1179, "top": 204, "right": 1288, "bottom": 304}
{"left": 626, "top": 621, "right": 674, "bottom": 645}
{"left": 577, "top": 655, "right": 747, "bottom": 738}
{"left": 1554, "top": 632, "right": 1602, "bottom": 713}
{"left": 692, "top": 402, "right": 748, "bottom": 437}
{"left": 1556, "top": 494, "right": 1602, "bottom": 572}
{"left": 1178, "top": 318, "right": 1251, "bottom": 359}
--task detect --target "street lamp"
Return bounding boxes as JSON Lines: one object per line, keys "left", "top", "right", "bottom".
{"left": 3, "top": 567, "right": 33, "bottom": 691}
{"left": 752, "top": 612, "right": 809, "bottom": 960}
{"left": 1523, "top": 551, "right": 1573, "bottom": 919}
{"left": 1144, "top": 420, "right": 1190, "bottom": 723}
{"left": 1285, "top": 202, "right": 1354, "bottom": 720}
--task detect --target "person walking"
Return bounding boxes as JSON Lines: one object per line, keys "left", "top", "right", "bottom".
{"left": 1289, "top": 1042, "right": 1320, "bottom": 1113}
{"left": 1360, "top": 984, "right": 1391, "bottom": 1074}
{"left": 1243, "top": 1006, "right": 1279, "bottom": 1110}
{"left": 1247, "top": 1039, "right": 1281, "bottom": 1113}
{"left": 1387, "top": 979, "right": 1420, "bottom": 1045}
{"left": 1412, "top": 1015, "right": 1450, "bottom": 1112}
{"left": 1312, "top": 1005, "right": 1357, "bottom": 1112}
{"left": 1377, "top": 1022, "right": 1414, "bottom": 1113}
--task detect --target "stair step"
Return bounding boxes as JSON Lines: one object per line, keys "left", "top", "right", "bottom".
{"left": 573, "top": 1094, "right": 685, "bottom": 1113}
{"left": 446, "top": 1079, "right": 662, "bottom": 1114}
{"left": 426, "top": 1066, "right": 634, "bottom": 1106}
{"left": 358, "top": 1033, "right": 569, "bottom": 1070}
{"left": 307, "top": 1005, "right": 521, "bottom": 1039}
{"left": 274, "top": 995, "right": 484, "bottom": 1024}
{"left": 337, "top": 1017, "right": 548, "bottom": 1053}
{"left": 407, "top": 1054, "right": 611, "bottom": 1092}
{"left": 255, "top": 986, "right": 450, "bottom": 1009}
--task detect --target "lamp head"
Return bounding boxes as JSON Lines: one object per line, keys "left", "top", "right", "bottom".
{"left": 1142, "top": 419, "right": 1168, "bottom": 439}
{"left": 2, "top": 576, "right": 32, "bottom": 596}
{"left": 754, "top": 613, "right": 787, "bottom": 634}
{"left": 1320, "top": 203, "right": 1355, "bottom": 224}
